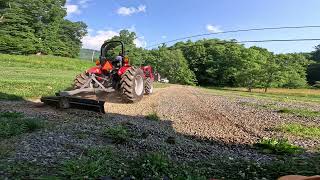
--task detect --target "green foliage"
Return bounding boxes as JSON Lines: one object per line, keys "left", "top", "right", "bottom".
{"left": 312, "top": 44, "right": 320, "bottom": 62}
{"left": 61, "top": 147, "right": 125, "bottom": 178}
{"left": 254, "top": 138, "right": 303, "bottom": 155}
{"left": 0, "top": 0, "right": 87, "bottom": 57}
{"left": 146, "top": 112, "right": 160, "bottom": 121}
{"left": 3, "top": 145, "right": 320, "bottom": 179}
{"left": 277, "top": 108, "right": 320, "bottom": 118}
{"left": 277, "top": 123, "right": 320, "bottom": 138}
{"left": 130, "top": 152, "right": 173, "bottom": 179}
{"left": 307, "top": 63, "right": 320, "bottom": 85}
{"left": 152, "top": 48, "right": 197, "bottom": 85}
{"left": 102, "top": 125, "right": 130, "bottom": 143}
{"left": 0, "top": 111, "right": 44, "bottom": 138}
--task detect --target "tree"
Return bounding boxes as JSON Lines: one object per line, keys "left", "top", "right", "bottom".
{"left": 276, "top": 54, "right": 310, "bottom": 88}
{"left": 0, "top": 0, "right": 87, "bottom": 57}
{"left": 234, "top": 47, "right": 266, "bottom": 92}
{"left": 312, "top": 44, "right": 320, "bottom": 62}
{"left": 0, "top": 1, "right": 39, "bottom": 54}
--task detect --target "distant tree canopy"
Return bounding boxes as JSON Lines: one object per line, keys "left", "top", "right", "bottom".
{"left": 0, "top": 0, "right": 87, "bottom": 57}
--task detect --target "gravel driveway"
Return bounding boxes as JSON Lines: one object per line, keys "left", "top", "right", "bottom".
{"left": 0, "top": 85, "right": 319, "bottom": 166}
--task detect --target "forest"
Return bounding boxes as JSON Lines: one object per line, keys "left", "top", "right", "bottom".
{"left": 1, "top": 0, "right": 320, "bottom": 91}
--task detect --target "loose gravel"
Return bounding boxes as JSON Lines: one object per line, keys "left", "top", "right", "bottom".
{"left": 0, "top": 85, "right": 319, "bottom": 166}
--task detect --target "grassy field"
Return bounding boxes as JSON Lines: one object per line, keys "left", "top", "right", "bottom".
{"left": 203, "top": 87, "right": 320, "bottom": 104}
{"left": 0, "top": 54, "right": 92, "bottom": 99}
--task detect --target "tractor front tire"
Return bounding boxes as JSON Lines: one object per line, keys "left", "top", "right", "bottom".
{"left": 144, "top": 77, "right": 153, "bottom": 95}
{"left": 120, "top": 68, "right": 144, "bottom": 103}
{"left": 73, "top": 72, "right": 89, "bottom": 89}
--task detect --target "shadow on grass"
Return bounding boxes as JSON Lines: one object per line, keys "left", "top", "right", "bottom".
{"left": 0, "top": 92, "right": 24, "bottom": 101}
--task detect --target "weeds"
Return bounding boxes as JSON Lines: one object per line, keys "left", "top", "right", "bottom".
{"left": 277, "top": 123, "right": 320, "bottom": 138}
{"left": 102, "top": 125, "right": 130, "bottom": 143}
{"left": 254, "top": 138, "right": 303, "bottom": 155}
{"left": 0, "top": 112, "right": 44, "bottom": 138}
{"left": 277, "top": 108, "right": 320, "bottom": 118}
{"left": 146, "top": 112, "right": 160, "bottom": 121}
{"left": 61, "top": 147, "right": 124, "bottom": 178}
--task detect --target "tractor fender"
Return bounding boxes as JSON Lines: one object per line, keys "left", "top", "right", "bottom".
{"left": 141, "top": 65, "right": 154, "bottom": 80}
{"left": 118, "top": 66, "right": 131, "bottom": 76}
{"left": 86, "top": 66, "right": 102, "bottom": 74}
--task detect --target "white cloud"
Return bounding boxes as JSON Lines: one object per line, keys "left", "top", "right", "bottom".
{"left": 161, "top": 35, "right": 167, "bottom": 39}
{"left": 65, "top": 4, "right": 80, "bottom": 15}
{"left": 65, "top": 0, "right": 92, "bottom": 16}
{"left": 134, "top": 36, "right": 147, "bottom": 48}
{"left": 117, "top": 5, "right": 146, "bottom": 16}
{"left": 82, "top": 26, "right": 147, "bottom": 50}
{"left": 82, "top": 30, "right": 119, "bottom": 50}
{"left": 79, "top": 0, "right": 91, "bottom": 8}
{"left": 206, "top": 24, "right": 222, "bottom": 33}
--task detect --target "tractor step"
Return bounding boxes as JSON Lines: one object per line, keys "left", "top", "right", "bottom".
{"left": 41, "top": 96, "right": 105, "bottom": 113}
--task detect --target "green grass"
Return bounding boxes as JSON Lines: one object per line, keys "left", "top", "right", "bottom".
{"left": 146, "top": 112, "right": 160, "bottom": 121}
{"left": 4, "top": 147, "right": 319, "bottom": 180}
{"left": 239, "top": 102, "right": 320, "bottom": 118}
{"left": 102, "top": 125, "right": 130, "bottom": 144}
{"left": 0, "top": 54, "right": 92, "bottom": 99}
{"left": 254, "top": 138, "right": 303, "bottom": 155}
{"left": 277, "top": 123, "right": 320, "bottom": 138}
{"left": 203, "top": 87, "right": 320, "bottom": 104}
{"left": 0, "top": 111, "right": 44, "bottom": 138}
{"left": 277, "top": 108, "right": 320, "bottom": 118}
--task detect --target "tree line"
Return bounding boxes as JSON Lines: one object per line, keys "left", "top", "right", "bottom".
{"left": 0, "top": 0, "right": 87, "bottom": 58}
{"left": 113, "top": 30, "right": 319, "bottom": 91}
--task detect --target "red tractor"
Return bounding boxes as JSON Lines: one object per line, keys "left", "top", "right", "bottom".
{"left": 41, "top": 41, "right": 154, "bottom": 113}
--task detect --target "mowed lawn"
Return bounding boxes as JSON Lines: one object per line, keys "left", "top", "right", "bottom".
{"left": 0, "top": 54, "right": 92, "bottom": 100}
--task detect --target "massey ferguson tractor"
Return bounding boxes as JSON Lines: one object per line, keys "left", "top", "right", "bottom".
{"left": 41, "top": 41, "right": 154, "bottom": 113}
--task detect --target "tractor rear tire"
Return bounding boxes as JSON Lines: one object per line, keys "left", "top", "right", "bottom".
{"left": 73, "top": 72, "right": 89, "bottom": 89}
{"left": 144, "top": 77, "right": 153, "bottom": 95}
{"left": 120, "top": 67, "right": 144, "bottom": 103}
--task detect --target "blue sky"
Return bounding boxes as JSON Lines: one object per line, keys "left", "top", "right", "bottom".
{"left": 66, "top": 0, "right": 320, "bottom": 53}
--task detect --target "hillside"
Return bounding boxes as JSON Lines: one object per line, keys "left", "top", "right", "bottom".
{"left": 0, "top": 54, "right": 92, "bottom": 99}
{"left": 79, "top": 48, "right": 100, "bottom": 61}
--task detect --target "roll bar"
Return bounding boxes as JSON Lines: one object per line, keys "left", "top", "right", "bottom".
{"left": 100, "top": 41, "right": 125, "bottom": 58}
